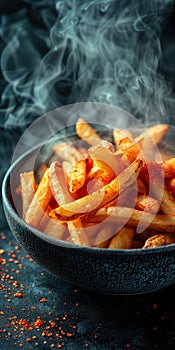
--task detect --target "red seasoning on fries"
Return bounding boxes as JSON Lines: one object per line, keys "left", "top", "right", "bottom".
{"left": 16, "top": 119, "right": 175, "bottom": 249}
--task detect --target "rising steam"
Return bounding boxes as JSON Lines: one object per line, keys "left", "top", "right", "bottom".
{"left": 0, "top": 0, "right": 175, "bottom": 130}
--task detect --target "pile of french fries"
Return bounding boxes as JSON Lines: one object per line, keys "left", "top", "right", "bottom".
{"left": 16, "top": 118, "right": 175, "bottom": 249}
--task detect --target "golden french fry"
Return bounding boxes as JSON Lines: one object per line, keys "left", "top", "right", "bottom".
{"left": 89, "top": 205, "right": 175, "bottom": 233}
{"left": 39, "top": 204, "right": 52, "bottom": 229}
{"left": 53, "top": 142, "right": 82, "bottom": 164}
{"left": 162, "top": 158, "right": 175, "bottom": 178}
{"left": 113, "top": 128, "right": 133, "bottom": 148}
{"left": 135, "top": 194, "right": 159, "bottom": 214}
{"left": 151, "top": 183, "right": 175, "bottom": 216}
{"left": 25, "top": 168, "right": 52, "bottom": 227}
{"left": 67, "top": 159, "right": 86, "bottom": 193}
{"left": 43, "top": 217, "right": 66, "bottom": 239}
{"left": 52, "top": 159, "right": 142, "bottom": 221}
{"left": 62, "top": 161, "right": 72, "bottom": 176}
{"left": 20, "top": 171, "right": 37, "bottom": 219}
{"left": 49, "top": 161, "right": 72, "bottom": 205}
{"left": 167, "top": 177, "right": 175, "bottom": 197}
{"left": 88, "top": 140, "right": 122, "bottom": 175}
{"left": 119, "top": 138, "right": 143, "bottom": 163}
{"left": 67, "top": 219, "right": 89, "bottom": 246}
{"left": 135, "top": 124, "right": 168, "bottom": 151}
{"left": 87, "top": 159, "right": 116, "bottom": 188}
{"left": 109, "top": 226, "right": 135, "bottom": 249}
{"left": 76, "top": 118, "right": 101, "bottom": 146}
{"left": 143, "top": 233, "right": 175, "bottom": 249}
{"left": 92, "top": 223, "right": 116, "bottom": 248}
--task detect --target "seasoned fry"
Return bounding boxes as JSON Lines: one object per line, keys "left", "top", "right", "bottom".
{"left": 20, "top": 171, "right": 37, "bottom": 219}
{"left": 119, "top": 138, "right": 143, "bottom": 163}
{"left": 89, "top": 205, "right": 175, "bottom": 233}
{"left": 93, "top": 225, "right": 113, "bottom": 248}
{"left": 87, "top": 159, "right": 116, "bottom": 187}
{"left": 135, "top": 194, "right": 159, "bottom": 214}
{"left": 151, "top": 183, "right": 175, "bottom": 216}
{"left": 43, "top": 217, "right": 66, "bottom": 239}
{"left": 49, "top": 161, "right": 72, "bottom": 205}
{"left": 109, "top": 226, "right": 135, "bottom": 249}
{"left": 52, "top": 159, "right": 142, "bottom": 221}
{"left": 62, "top": 161, "right": 72, "bottom": 176}
{"left": 25, "top": 168, "right": 52, "bottom": 227}
{"left": 67, "top": 159, "right": 86, "bottom": 193}
{"left": 113, "top": 128, "right": 133, "bottom": 148}
{"left": 162, "top": 158, "right": 175, "bottom": 178}
{"left": 135, "top": 124, "right": 168, "bottom": 151}
{"left": 143, "top": 233, "right": 175, "bottom": 249}
{"left": 76, "top": 118, "right": 101, "bottom": 146}
{"left": 53, "top": 142, "right": 82, "bottom": 164}
{"left": 88, "top": 140, "right": 123, "bottom": 175}
{"left": 67, "top": 219, "right": 89, "bottom": 246}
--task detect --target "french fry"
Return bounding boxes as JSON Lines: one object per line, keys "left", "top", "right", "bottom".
{"left": 162, "top": 158, "right": 175, "bottom": 178}
{"left": 76, "top": 118, "right": 101, "bottom": 146}
{"left": 167, "top": 177, "right": 175, "bottom": 197}
{"left": 25, "top": 168, "right": 52, "bottom": 227}
{"left": 119, "top": 138, "right": 143, "bottom": 163}
{"left": 143, "top": 233, "right": 175, "bottom": 249}
{"left": 109, "top": 226, "right": 135, "bottom": 249}
{"left": 52, "top": 159, "right": 142, "bottom": 221}
{"left": 67, "top": 219, "right": 89, "bottom": 246}
{"left": 135, "top": 194, "right": 160, "bottom": 214}
{"left": 113, "top": 128, "right": 133, "bottom": 148}
{"left": 20, "top": 171, "right": 37, "bottom": 219}
{"left": 89, "top": 205, "right": 175, "bottom": 233}
{"left": 43, "top": 217, "right": 66, "bottom": 239}
{"left": 53, "top": 142, "right": 82, "bottom": 164}
{"left": 62, "top": 161, "right": 72, "bottom": 176}
{"left": 67, "top": 159, "right": 86, "bottom": 193}
{"left": 135, "top": 124, "right": 168, "bottom": 151}
{"left": 151, "top": 183, "right": 175, "bottom": 216}
{"left": 87, "top": 159, "right": 116, "bottom": 188}
{"left": 49, "top": 161, "right": 72, "bottom": 205}
{"left": 93, "top": 224, "right": 113, "bottom": 248}
{"left": 88, "top": 140, "right": 122, "bottom": 175}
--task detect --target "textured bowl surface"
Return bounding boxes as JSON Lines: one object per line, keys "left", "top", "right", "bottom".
{"left": 2, "top": 125, "right": 175, "bottom": 295}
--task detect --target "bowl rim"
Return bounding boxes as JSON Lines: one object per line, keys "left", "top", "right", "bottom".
{"left": 2, "top": 127, "right": 175, "bottom": 255}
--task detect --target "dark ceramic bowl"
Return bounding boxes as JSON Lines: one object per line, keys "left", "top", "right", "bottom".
{"left": 2, "top": 123, "right": 175, "bottom": 295}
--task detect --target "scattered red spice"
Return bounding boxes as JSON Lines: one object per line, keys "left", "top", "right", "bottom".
{"left": 34, "top": 316, "right": 44, "bottom": 328}
{"left": 39, "top": 297, "right": 47, "bottom": 303}
{"left": 26, "top": 337, "right": 31, "bottom": 343}
{"left": 14, "top": 292, "right": 23, "bottom": 298}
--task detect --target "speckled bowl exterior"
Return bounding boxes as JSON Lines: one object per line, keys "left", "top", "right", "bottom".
{"left": 2, "top": 126, "right": 175, "bottom": 295}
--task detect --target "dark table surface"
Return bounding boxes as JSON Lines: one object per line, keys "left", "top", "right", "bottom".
{"left": 1, "top": 1, "right": 175, "bottom": 349}
{"left": 1, "top": 226, "right": 175, "bottom": 350}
